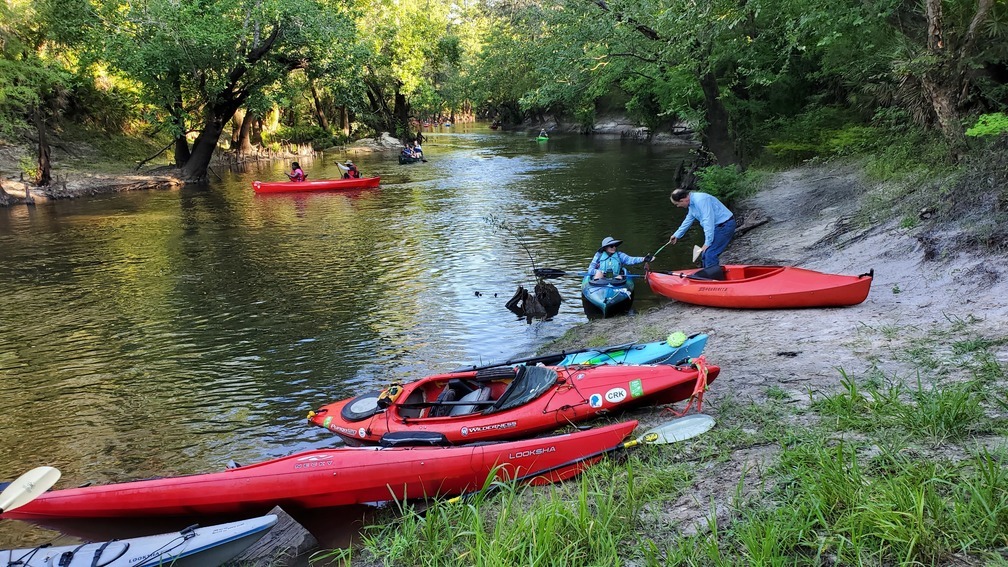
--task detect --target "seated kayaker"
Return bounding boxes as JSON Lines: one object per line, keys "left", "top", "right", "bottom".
{"left": 587, "top": 236, "right": 653, "bottom": 281}
{"left": 286, "top": 161, "right": 306, "bottom": 182}
{"left": 539, "top": 129, "right": 548, "bottom": 138}
{"left": 401, "top": 146, "right": 415, "bottom": 159}
{"left": 412, "top": 141, "right": 423, "bottom": 159}
{"left": 342, "top": 160, "right": 360, "bottom": 179}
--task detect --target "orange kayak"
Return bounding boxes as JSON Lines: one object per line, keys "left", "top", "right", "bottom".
{"left": 647, "top": 265, "right": 873, "bottom": 308}
{"left": 309, "top": 363, "right": 717, "bottom": 445}
{"left": 252, "top": 176, "right": 380, "bottom": 193}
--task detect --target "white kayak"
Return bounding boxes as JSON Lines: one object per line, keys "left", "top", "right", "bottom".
{"left": 1, "top": 514, "right": 277, "bottom": 567}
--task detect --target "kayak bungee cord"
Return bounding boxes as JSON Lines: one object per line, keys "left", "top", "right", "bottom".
{"left": 669, "top": 355, "right": 710, "bottom": 417}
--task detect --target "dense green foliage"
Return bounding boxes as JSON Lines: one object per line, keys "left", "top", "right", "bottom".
{"left": 1, "top": 0, "right": 1005, "bottom": 181}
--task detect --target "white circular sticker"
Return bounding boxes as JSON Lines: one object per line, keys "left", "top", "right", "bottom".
{"left": 605, "top": 388, "right": 628, "bottom": 403}
{"left": 358, "top": 427, "right": 367, "bottom": 438}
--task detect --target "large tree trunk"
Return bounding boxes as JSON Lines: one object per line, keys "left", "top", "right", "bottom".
{"left": 393, "top": 88, "right": 409, "bottom": 137}
{"left": 33, "top": 105, "right": 52, "bottom": 186}
{"left": 181, "top": 102, "right": 244, "bottom": 183}
{"left": 698, "top": 68, "right": 738, "bottom": 167}
{"left": 918, "top": 0, "right": 994, "bottom": 156}
{"left": 251, "top": 116, "right": 263, "bottom": 146}
{"left": 364, "top": 77, "right": 395, "bottom": 132}
{"left": 309, "top": 79, "right": 330, "bottom": 131}
{"left": 178, "top": 23, "right": 280, "bottom": 183}
{"left": 238, "top": 110, "right": 255, "bottom": 154}
{"left": 230, "top": 108, "right": 245, "bottom": 149}
{"left": 171, "top": 76, "right": 191, "bottom": 166}
{"left": 338, "top": 105, "right": 350, "bottom": 136}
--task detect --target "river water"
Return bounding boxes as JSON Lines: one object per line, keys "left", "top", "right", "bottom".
{"left": 0, "top": 124, "right": 695, "bottom": 546}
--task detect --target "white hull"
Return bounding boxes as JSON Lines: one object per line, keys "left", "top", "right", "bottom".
{"left": 2, "top": 514, "right": 276, "bottom": 567}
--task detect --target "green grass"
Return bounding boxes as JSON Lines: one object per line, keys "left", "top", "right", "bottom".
{"left": 316, "top": 320, "right": 1008, "bottom": 567}
{"left": 346, "top": 460, "right": 646, "bottom": 566}
{"left": 815, "top": 370, "right": 990, "bottom": 443}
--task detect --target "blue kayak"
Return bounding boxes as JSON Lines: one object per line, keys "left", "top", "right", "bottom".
{"left": 581, "top": 273, "right": 634, "bottom": 316}
{"left": 455, "top": 333, "right": 708, "bottom": 372}
{"left": 557, "top": 333, "right": 708, "bottom": 366}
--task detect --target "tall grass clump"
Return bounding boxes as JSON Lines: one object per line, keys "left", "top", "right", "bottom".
{"left": 760, "top": 437, "right": 1008, "bottom": 565}
{"left": 814, "top": 368, "right": 989, "bottom": 443}
{"left": 354, "top": 460, "right": 645, "bottom": 566}
{"left": 813, "top": 369, "right": 902, "bottom": 432}
{"left": 896, "top": 377, "right": 987, "bottom": 443}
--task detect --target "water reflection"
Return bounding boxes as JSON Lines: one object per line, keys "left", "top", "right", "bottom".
{"left": 0, "top": 125, "right": 695, "bottom": 547}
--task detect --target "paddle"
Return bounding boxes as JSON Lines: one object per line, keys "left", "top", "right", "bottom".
{"left": 448, "top": 414, "right": 715, "bottom": 504}
{"left": 533, "top": 268, "right": 645, "bottom": 280}
{"left": 0, "top": 466, "right": 61, "bottom": 513}
{"left": 649, "top": 241, "right": 671, "bottom": 260}
{"left": 692, "top": 245, "right": 702, "bottom": 263}
{"left": 454, "top": 341, "right": 637, "bottom": 372}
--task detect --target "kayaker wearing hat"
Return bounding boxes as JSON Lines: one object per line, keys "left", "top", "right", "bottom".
{"left": 587, "top": 237, "right": 653, "bottom": 281}
{"left": 339, "top": 160, "right": 360, "bottom": 179}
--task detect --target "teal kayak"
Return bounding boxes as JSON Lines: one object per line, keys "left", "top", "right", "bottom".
{"left": 581, "top": 273, "right": 634, "bottom": 316}
{"left": 558, "top": 333, "right": 707, "bottom": 366}
{"left": 455, "top": 333, "right": 708, "bottom": 371}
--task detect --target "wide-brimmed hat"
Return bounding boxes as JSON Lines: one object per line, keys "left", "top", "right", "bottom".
{"left": 598, "top": 236, "right": 623, "bottom": 251}
{"left": 345, "top": 160, "right": 354, "bottom": 165}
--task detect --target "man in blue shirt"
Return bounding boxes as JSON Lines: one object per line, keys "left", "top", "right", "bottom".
{"left": 666, "top": 189, "right": 736, "bottom": 268}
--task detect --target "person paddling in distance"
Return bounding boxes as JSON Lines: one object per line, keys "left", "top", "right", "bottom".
{"left": 666, "top": 188, "right": 736, "bottom": 268}
{"left": 587, "top": 236, "right": 654, "bottom": 281}
{"left": 286, "top": 161, "right": 306, "bottom": 182}
{"left": 341, "top": 160, "right": 360, "bottom": 179}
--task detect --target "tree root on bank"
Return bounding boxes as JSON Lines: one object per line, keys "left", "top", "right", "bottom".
{"left": 505, "top": 281, "right": 562, "bottom": 322}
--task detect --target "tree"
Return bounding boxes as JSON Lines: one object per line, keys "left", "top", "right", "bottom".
{"left": 1, "top": 0, "right": 72, "bottom": 186}
{"left": 46, "top": 0, "right": 358, "bottom": 183}
{"left": 354, "top": 0, "right": 465, "bottom": 136}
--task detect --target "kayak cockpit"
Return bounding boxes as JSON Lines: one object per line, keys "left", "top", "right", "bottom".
{"left": 394, "top": 366, "right": 558, "bottom": 419}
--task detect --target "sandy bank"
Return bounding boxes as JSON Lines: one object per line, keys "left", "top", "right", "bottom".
{"left": 544, "top": 161, "right": 1008, "bottom": 532}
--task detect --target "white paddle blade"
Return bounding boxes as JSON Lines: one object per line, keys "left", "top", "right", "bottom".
{"left": 692, "top": 245, "right": 702, "bottom": 263}
{"left": 0, "top": 466, "right": 61, "bottom": 513}
{"left": 651, "top": 414, "right": 715, "bottom": 444}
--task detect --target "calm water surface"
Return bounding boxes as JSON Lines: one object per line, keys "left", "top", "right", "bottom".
{"left": 0, "top": 125, "right": 697, "bottom": 545}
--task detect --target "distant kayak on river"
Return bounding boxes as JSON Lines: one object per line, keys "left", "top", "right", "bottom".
{"left": 252, "top": 176, "right": 381, "bottom": 193}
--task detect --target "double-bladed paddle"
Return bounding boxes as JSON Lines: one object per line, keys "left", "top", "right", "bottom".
{"left": 448, "top": 414, "right": 715, "bottom": 504}
{"left": 454, "top": 341, "right": 638, "bottom": 372}
{"left": 0, "top": 466, "right": 61, "bottom": 513}
{"left": 533, "top": 268, "right": 645, "bottom": 280}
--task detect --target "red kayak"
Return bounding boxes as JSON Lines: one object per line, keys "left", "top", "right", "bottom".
{"left": 2, "top": 421, "right": 636, "bottom": 519}
{"left": 308, "top": 363, "right": 717, "bottom": 445}
{"left": 647, "top": 265, "right": 873, "bottom": 308}
{"left": 252, "top": 176, "right": 380, "bottom": 193}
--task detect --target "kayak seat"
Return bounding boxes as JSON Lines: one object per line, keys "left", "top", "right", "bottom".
{"left": 398, "top": 389, "right": 426, "bottom": 419}
{"left": 688, "top": 266, "right": 726, "bottom": 281}
{"left": 449, "top": 387, "right": 492, "bottom": 416}
{"left": 430, "top": 379, "right": 479, "bottom": 417}
{"left": 429, "top": 389, "right": 457, "bottom": 418}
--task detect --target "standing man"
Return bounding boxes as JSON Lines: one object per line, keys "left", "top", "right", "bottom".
{"left": 666, "top": 188, "right": 736, "bottom": 268}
